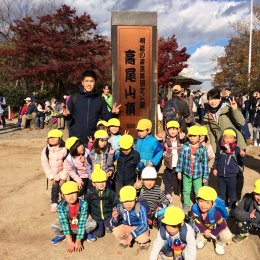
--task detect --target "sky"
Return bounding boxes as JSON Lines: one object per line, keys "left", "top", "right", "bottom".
{"left": 63, "top": 0, "right": 258, "bottom": 91}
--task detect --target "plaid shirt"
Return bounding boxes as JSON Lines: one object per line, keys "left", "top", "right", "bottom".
{"left": 57, "top": 198, "right": 88, "bottom": 239}
{"left": 176, "top": 141, "right": 208, "bottom": 179}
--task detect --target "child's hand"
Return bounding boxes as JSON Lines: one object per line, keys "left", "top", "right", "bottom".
{"left": 213, "top": 169, "right": 218, "bottom": 176}
{"left": 204, "top": 229, "right": 211, "bottom": 239}
{"left": 67, "top": 240, "right": 75, "bottom": 253}
{"left": 134, "top": 180, "right": 142, "bottom": 189}
{"left": 80, "top": 155, "right": 85, "bottom": 163}
{"left": 109, "top": 148, "right": 115, "bottom": 155}
{"left": 74, "top": 239, "right": 83, "bottom": 252}
{"left": 112, "top": 103, "right": 122, "bottom": 114}
{"left": 63, "top": 107, "right": 70, "bottom": 116}
{"left": 78, "top": 180, "right": 84, "bottom": 190}
{"left": 250, "top": 209, "right": 256, "bottom": 219}
{"left": 177, "top": 172, "right": 182, "bottom": 180}
{"left": 147, "top": 161, "right": 153, "bottom": 167}
{"left": 124, "top": 130, "right": 129, "bottom": 135}
{"left": 202, "top": 178, "right": 208, "bottom": 184}
{"left": 112, "top": 207, "right": 118, "bottom": 219}
{"left": 240, "top": 149, "right": 246, "bottom": 157}
{"left": 229, "top": 96, "right": 238, "bottom": 110}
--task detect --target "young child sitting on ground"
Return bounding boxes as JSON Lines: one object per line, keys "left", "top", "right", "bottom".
{"left": 233, "top": 179, "right": 260, "bottom": 243}
{"left": 149, "top": 206, "right": 196, "bottom": 260}
{"left": 112, "top": 186, "right": 150, "bottom": 250}
{"left": 191, "top": 186, "right": 232, "bottom": 255}
{"left": 85, "top": 167, "right": 118, "bottom": 240}
{"left": 41, "top": 129, "right": 67, "bottom": 212}
{"left": 51, "top": 181, "right": 97, "bottom": 251}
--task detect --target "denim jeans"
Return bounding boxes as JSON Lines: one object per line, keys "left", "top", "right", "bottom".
{"left": 36, "top": 116, "right": 44, "bottom": 127}
{"left": 92, "top": 217, "right": 112, "bottom": 238}
{"left": 242, "top": 123, "right": 251, "bottom": 139}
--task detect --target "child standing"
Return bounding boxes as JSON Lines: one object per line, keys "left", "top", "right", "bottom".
{"left": 115, "top": 134, "right": 141, "bottom": 196}
{"left": 41, "top": 129, "right": 67, "bottom": 212}
{"left": 135, "top": 119, "right": 163, "bottom": 169}
{"left": 85, "top": 168, "right": 118, "bottom": 239}
{"left": 149, "top": 206, "right": 196, "bottom": 260}
{"left": 163, "top": 120, "right": 186, "bottom": 202}
{"left": 112, "top": 186, "right": 150, "bottom": 249}
{"left": 51, "top": 181, "right": 97, "bottom": 249}
{"left": 86, "top": 130, "right": 114, "bottom": 180}
{"left": 107, "top": 118, "right": 121, "bottom": 160}
{"left": 213, "top": 128, "right": 245, "bottom": 210}
{"left": 176, "top": 125, "right": 208, "bottom": 213}
{"left": 63, "top": 137, "right": 90, "bottom": 197}
{"left": 233, "top": 179, "right": 260, "bottom": 243}
{"left": 191, "top": 186, "right": 232, "bottom": 255}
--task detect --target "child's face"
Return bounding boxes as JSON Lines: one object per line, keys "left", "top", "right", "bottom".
{"left": 98, "top": 138, "right": 108, "bottom": 149}
{"left": 167, "top": 127, "right": 179, "bottom": 138}
{"left": 188, "top": 135, "right": 200, "bottom": 145}
{"left": 199, "top": 135, "right": 206, "bottom": 142}
{"left": 138, "top": 129, "right": 150, "bottom": 139}
{"left": 81, "top": 76, "right": 95, "bottom": 92}
{"left": 208, "top": 97, "right": 221, "bottom": 108}
{"left": 92, "top": 181, "right": 107, "bottom": 191}
{"left": 122, "top": 200, "right": 136, "bottom": 211}
{"left": 166, "top": 224, "right": 180, "bottom": 236}
{"left": 254, "top": 193, "right": 260, "bottom": 205}
{"left": 63, "top": 192, "right": 78, "bottom": 205}
{"left": 97, "top": 125, "right": 107, "bottom": 131}
{"left": 77, "top": 144, "right": 85, "bottom": 155}
{"left": 142, "top": 179, "right": 156, "bottom": 190}
{"left": 197, "top": 198, "right": 213, "bottom": 213}
{"left": 109, "top": 126, "right": 119, "bottom": 135}
{"left": 121, "top": 147, "right": 132, "bottom": 155}
{"left": 48, "top": 137, "right": 59, "bottom": 146}
{"left": 223, "top": 134, "right": 236, "bottom": 144}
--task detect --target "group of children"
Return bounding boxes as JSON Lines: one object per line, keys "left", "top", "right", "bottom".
{"left": 41, "top": 117, "right": 259, "bottom": 258}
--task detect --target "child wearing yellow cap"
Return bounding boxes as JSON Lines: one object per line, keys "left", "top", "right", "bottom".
{"left": 85, "top": 168, "right": 118, "bottom": 240}
{"left": 233, "top": 179, "right": 260, "bottom": 243}
{"left": 51, "top": 181, "right": 97, "bottom": 248}
{"left": 149, "top": 206, "right": 196, "bottom": 260}
{"left": 213, "top": 128, "right": 246, "bottom": 211}
{"left": 191, "top": 186, "right": 232, "bottom": 255}
{"left": 41, "top": 129, "right": 67, "bottom": 212}
{"left": 112, "top": 186, "right": 150, "bottom": 250}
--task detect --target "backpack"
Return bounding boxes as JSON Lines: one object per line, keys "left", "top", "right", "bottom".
{"left": 164, "top": 97, "right": 183, "bottom": 123}
{"left": 219, "top": 149, "right": 244, "bottom": 173}
{"left": 192, "top": 197, "right": 229, "bottom": 226}
{"left": 0, "top": 96, "right": 7, "bottom": 110}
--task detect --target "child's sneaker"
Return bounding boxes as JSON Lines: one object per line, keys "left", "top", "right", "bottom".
{"left": 232, "top": 233, "right": 249, "bottom": 243}
{"left": 51, "top": 203, "right": 58, "bottom": 213}
{"left": 166, "top": 194, "right": 173, "bottom": 203}
{"left": 196, "top": 238, "right": 207, "bottom": 249}
{"left": 51, "top": 235, "right": 66, "bottom": 245}
{"left": 215, "top": 243, "right": 225, "bottom": 255}
{"left": 86, "top": 233, "right": 97, "bottom": 242}
{"left": 105, "top": 227, "right": 112, "bottom": 233}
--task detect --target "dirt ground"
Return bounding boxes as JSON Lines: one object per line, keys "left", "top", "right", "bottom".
{"left": 0, "top": 125, "right": 259, "bottom": 260}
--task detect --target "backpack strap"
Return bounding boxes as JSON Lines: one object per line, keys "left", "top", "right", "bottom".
{"left": 159, "top": 223, "right": 167, "bottom": 240}
{"left": 119, "top": 204, "right": 124, "bottom": 217}
{"left": 179, "top": 223, "right": 188, "bottom": 245}
{"left": 135, "top": 202, "right": 141, "bottom": 217}
{"left": 66, "top": 154, "right": 78, "bottom": 175}
{"left": 207, "top": 207, "right": 216, "bottom": 225}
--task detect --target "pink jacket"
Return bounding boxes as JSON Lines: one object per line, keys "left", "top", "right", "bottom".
{"left": 63, "top": 150, "right": 89, "bottom": 184}
{"left": 41, "top": 145, "right": 68, "bottom": 181}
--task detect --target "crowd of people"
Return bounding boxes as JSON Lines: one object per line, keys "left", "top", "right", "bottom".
{"left": 37, "top": 70, "right": 259, "bottom": 259}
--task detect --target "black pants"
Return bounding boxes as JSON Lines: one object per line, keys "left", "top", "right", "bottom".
{"left": 236, "top": 172, "right": 244, "bottom": 201}
{"left": 163, "top": 167, "right": 182, "bottom": 195}
{"left": 0, "top": 114, "right": 6, "bottom": 127}
{"left": 51, "top": 181, "right": 60, "bottom": 204}
{"left": 79, "top": 178, "right": 89, "bottom": 198}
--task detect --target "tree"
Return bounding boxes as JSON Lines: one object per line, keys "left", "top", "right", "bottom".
{"left": 158, "top": 35, "right": 190, "bottom": 87}
{"left": 213, "top": 8, "right": 260, "bottom": 93}
{"left": 0, "top": 4, "right": 111, "bottom": 94}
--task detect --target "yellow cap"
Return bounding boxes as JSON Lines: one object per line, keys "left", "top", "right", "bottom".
{"left": 107, "top": 118, "right": 120, "bottom": 127}
{"left": 197, "top": 186, "right": 217, "bottom": 201}
{"left": 120, "top": 134, "right": 134, "bottom": 149}
{"left": 166, "top": 120, "right": 180, "bottom": 129}
{"left": 162, "top": 207, "right": 185, "bottom": 226}
{"left": 91, "top": 168, "right": 107, "bottom": 183}
{"left": 253, "top": 179, "right": 260, "bottom": 194}
{"left": 172, "top": 85, "right": 182, "bottom": 92}
{"left": 47, "top": 129, "right": 63, "bottom": 139}
{"left": 94, "top": 130, "right": 109, "bottom": 139}
{"left": 188, "top": 125, "right": 200, "bottom": 136}
{"left": 97, "top": 120, "right": 108, "bottom": 127}
{"left": 61, "top": 181, "right": 78, "bottom": 195}
{"left": 223, "top": 129, "right": 236, "bottom": 137}
{"left": 199, "top": 126, "right": 208, "bottom": 136}
{"left": 136, "top": 119, "right": 152, "bottom": 130}
{"left": 65, "top": 136, "right": 79, "bottom": 150}
{"left": 119, "top": 186, "right": 136, "bottom": 202}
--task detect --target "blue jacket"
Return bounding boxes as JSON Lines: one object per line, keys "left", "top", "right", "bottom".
{"left": 112, "top": 203, "right": 148, "bottom": 238}
{"left": 67, "top": 88, "right": 113, "bottom": 145}
{"left": 135, "top": 135, "right": 163, "bottom": 167}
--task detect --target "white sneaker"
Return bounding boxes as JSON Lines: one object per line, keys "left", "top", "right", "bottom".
{"left": 215, "top": 243, "right": 225, "bottom": 255}
{"left": 254, "top": 141, "right": 258, "bottom": 146}
{"left": 196, "top": 239, "right": 207, "bottom": 249}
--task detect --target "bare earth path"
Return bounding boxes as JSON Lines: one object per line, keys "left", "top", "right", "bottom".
{"left": 0, "top": 127, "right": 259, "bottom": 260}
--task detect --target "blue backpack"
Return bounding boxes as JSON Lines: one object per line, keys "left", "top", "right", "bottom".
{"left": 192, "top": 197, "right": 229, "bottom": 226}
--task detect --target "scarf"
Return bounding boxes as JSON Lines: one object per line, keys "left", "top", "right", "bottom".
{"left": 205, "top": 100, "right": 223, "bottom": 114}
{"left": 220, "top": 140, "right": 237, "bottom": 154}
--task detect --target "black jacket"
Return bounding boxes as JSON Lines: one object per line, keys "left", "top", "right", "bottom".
{"left": 67, "top": 88, "right": 113, "bottom": 145}
{"left": 115, "top": 149, "right": 141, "bottom": 185}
